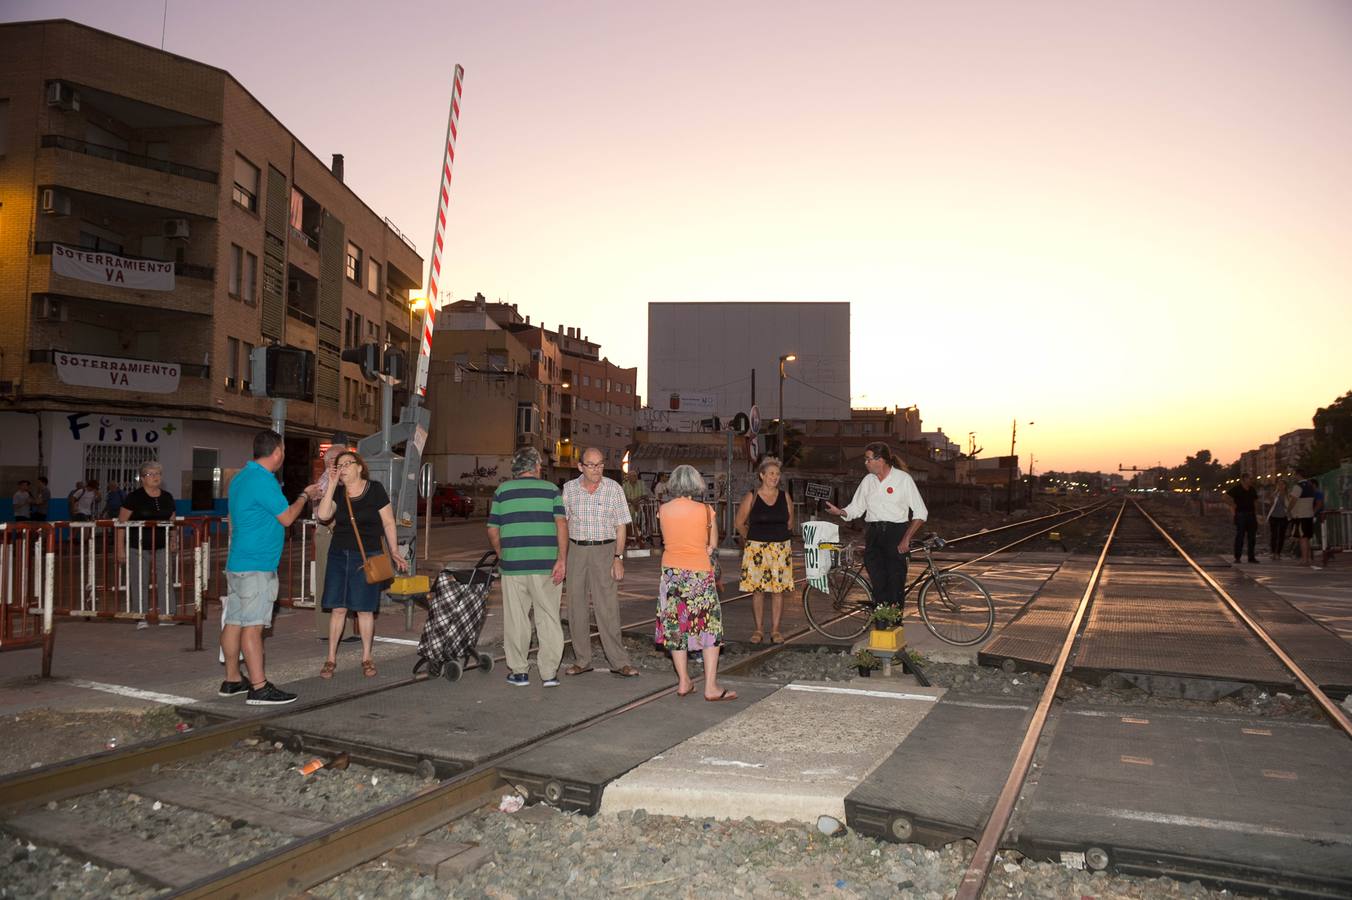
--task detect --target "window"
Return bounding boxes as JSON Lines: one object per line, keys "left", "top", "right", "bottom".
{"left": 78, "top": 228, "right": 123, "bottom": 254}
{"left": 345, "top": 241, "right": 362, "bottom": 283}
{"left": 242, "top": 342, "right": 254, "bottom": 393}
{"left": 226, "top": 337, "right": 239, "bottom": 389}
{"left": 228, "top": 244, "right": 243, "bottom": 296}
{"left": 367, "top": 320, "right": 380, "bottom": 342}
{"left": 190, "top": 447, "right": 220, "bottom": 511}
{"left": 242, "top": 251, "right": 257, "bottom": 304}
{"left": 344, "top": 310, "right": 363, "bottom": 349}
{"left": 487, "top": 352, "right": 507, "bottom": 371}
{"left": 582, "top": 375, "right": 590, "bottom": 387}
{"left": 367, "top": 260, "right": 380, "bottom": 295}
{"left": 232, "top": 154, "right": 259, "bottom": 212}
{"left": 289, "top": 186, "right": 321, "bottom": 249}
{"left": 0, "top": 99, "right": 9, "bottom": 156}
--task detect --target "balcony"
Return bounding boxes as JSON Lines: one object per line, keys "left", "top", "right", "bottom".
{"left": 40, "top": 135, "right": 217, "bottom": 183}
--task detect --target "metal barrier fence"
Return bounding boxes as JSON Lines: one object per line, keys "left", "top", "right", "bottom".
{"left": 1321, "top": 509, "right": 1349, "bottom": 553}
{"left": 1, "top": 518, "right": 323, "bottom": 675}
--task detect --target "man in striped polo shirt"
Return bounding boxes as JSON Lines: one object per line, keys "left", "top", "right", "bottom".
{"left": 487, "top": 447, "right": 568, "bottom": 687}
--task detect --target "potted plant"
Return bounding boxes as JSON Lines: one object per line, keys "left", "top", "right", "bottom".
{"left": 853, "top": 648, "right": 880, "bottom": 677}
{"left": 868, "top": 604, "right": 905, "bottom": 652}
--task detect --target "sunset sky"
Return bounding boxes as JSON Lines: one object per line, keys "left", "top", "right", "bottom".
{"left": 12, "top": 1, "right": 1351, "bottom": 474}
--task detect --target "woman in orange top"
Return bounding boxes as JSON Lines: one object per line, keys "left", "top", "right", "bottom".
{"left": 657, "top": 465, "right": 737, "bottom": 702}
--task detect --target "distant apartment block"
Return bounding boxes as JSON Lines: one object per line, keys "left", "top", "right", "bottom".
{"left": 0, "top": 19, "right": 423, "bottom": 509}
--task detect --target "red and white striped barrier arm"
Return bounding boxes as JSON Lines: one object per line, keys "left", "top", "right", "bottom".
{"left": 413, "top": 64, "right": 465, "bottom": 398}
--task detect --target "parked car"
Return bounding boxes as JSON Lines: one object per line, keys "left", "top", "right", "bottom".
{"left": 418, "top": 486, "right": 473, "bottom": 518}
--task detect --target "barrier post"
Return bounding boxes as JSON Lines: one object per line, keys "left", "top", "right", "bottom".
{"left": 41, "top": 541, "right": 54, "bottom": 678}
{"left": 193, "top": 540, "right": 205, "bottom": 651}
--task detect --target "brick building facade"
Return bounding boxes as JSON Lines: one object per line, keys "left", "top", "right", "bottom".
{"left": 0, "top": 20, "right": 422, "bottom": 514}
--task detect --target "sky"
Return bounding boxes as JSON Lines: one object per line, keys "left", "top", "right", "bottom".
{"left": 11, "top": 0, "right": 1351, "bottom": 474}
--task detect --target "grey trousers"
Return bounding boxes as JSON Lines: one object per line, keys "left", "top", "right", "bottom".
{"left": 502, "top": 573, "right": 564, "bottom": 679}
{"left": 129, "top": 547, "right": 175, "bottom": 616}
{"left": 564, "top": 542, "right": 631, "bottom": 669}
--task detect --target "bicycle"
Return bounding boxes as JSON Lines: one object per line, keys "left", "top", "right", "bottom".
{"left": 801, "top": 534, "right": 995, "bottom": 646}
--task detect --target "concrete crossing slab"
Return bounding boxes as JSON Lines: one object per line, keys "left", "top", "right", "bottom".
{"left": 599, "top": 680, "right": 945, "bottom": 824}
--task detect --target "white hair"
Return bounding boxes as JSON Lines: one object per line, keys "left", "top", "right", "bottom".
{"left": 666, "top": 465, "right": 705, "bottom": 499}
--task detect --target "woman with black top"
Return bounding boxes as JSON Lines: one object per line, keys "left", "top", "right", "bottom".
{"left": 314, "top": 450, "right": 407, "bottom": 678}
{"left": 116, "top": 461, "right": 177, "bottom": 625}
{"left": 735, "top": 456, "right": 795, "bottom": 644}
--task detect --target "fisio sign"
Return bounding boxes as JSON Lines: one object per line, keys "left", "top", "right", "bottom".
{"left": 66, "top": 413, "right": 178, "bottom": 445}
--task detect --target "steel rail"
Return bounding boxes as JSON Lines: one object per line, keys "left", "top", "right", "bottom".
{"left": 954, "top": 500, "right": 1127, "bottom": 900}
{"left": 1132, "top": 500, "right": 1352, "bottom": 737}
{"left": 173, "top": 663, "right": 738, "bottom": 898}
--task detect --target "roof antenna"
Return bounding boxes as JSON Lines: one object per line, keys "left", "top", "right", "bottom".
{"left": 160, "top": 0, "right": 168, "bottom": 49}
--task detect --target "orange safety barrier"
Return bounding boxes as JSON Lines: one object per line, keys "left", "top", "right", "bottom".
{"left": 195, "top": 518, "right": 320, "bottom": 611}
{"left": 1, "top": 522, "right": 56, "bottom": 674}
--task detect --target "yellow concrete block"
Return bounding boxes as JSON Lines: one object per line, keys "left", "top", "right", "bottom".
{"left": 868, "top": 626, "right": 905, "bottom": 653}
{"left": 389, "top": 575, "right": 429, "bottom": 596}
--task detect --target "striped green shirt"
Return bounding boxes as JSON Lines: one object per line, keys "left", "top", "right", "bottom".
{"left": 488, "top": 478, "right": 565, "bottom": 575}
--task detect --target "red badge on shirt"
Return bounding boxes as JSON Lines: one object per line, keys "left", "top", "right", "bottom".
{"left": 886, "top": 486, "right": 894, "bottom": 494}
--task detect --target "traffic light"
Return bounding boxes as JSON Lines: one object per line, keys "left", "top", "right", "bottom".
{"left": 249, "top": 345, "right": 314, "bottom": 400}
{"left": 382, "top": 348, "right": 406, "bottom": 382}
{"left": 341, "top": 342, "right": 380, "bottom": 382}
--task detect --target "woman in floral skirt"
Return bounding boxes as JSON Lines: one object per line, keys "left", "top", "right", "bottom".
{"left": 656, "top": 465, "right": 737, "bottom": 701}
{"left": 735, "top": 455, "right": 795, "bottom": 644}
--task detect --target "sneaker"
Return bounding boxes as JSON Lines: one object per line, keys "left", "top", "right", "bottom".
{"left": 217, "top": 679, "right": 248, "bottom": 697}
{"left": 506, "top": 673, "right": 530, "bottom": 687}
{"left": 158, "top": 620, "right": 179, "bottom": 626}
{"left": 136, "top": 621, "right": 150, "bottom": 630}
{"left": 245, "top": 682, "right": 298, "bottom": 705}
{"left": 542, "top": 677, "right": 560, "bottom": 687}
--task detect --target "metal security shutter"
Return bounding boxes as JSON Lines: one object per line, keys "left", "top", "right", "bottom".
{"left": 259, "top": 165, "right": 289, "bottom": 340}
{"left": 315, "top": 210, "right": 345, "bottom": 406}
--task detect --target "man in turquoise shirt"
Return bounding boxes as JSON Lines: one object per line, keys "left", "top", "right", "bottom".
{"left": 220, "top": 430, "right": 316, "bottom": 705}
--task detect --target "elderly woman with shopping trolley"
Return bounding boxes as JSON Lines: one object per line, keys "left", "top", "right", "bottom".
{"left": 314, "top": 450, "right": 408, "bottom": 678}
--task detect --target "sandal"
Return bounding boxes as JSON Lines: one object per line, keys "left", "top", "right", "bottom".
{"left": 361, "top": 659, "right": 377, "bottom": 678}
{"left": 564, "top": 664, "right": 594, "bottom": 676}
{"left": 319, "top": 660, "right": 336, "bottom": 679}
{"left": 749, "top": 631, "right": 763, "bottom": 645}
{"left": 770, "top": 631, "right": 783, "bottom": 644}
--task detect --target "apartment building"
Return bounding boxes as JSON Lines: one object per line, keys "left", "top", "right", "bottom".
{"left": 0, "top": 20, "right": 422, "bottom": 512}
{"left": 426, "top": 297, "right": 638, "bottom": 480}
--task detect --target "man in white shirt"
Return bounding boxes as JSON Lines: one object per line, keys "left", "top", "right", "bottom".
{"left": 824, "top": 442, "right": 928, "bottom": 608}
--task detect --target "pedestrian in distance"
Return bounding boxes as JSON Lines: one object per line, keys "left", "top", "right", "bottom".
{"left": 823, "top": 442, "right": 928, "bottom": 610}
{"left": 487, "top": 447, "right": 568, "bottom": 687}
{"left": 220, "top": 430, "right": 320, "bottom": 705}
{"left": 116, "top": 461, "right": 177, "bottom": 627}
{"left": 735, "top": 456, "right": 795, "bottom": 645}
{"left": 72, "top": 479, "right": 101, "bottom": 521}
{"left": 1225, "top": 473, "right": 1260, "bottom": 564}
{"left": 11, "top": 480, "right": 32, "bottom": 522}
{"left": 67, "top": 481, "right": 84, "bottom": 517}
{"left": 1287, "top": 472, "right": 1320, "bottom": 569}
{"left": 562, "top": 447, "right": 639, "bottom": 678}
{"left": 314, "top": 450, "right": 408, "bottom": 679}
{"left": 311, "top": 443, "right": 345, "bottom": 633}
{"left": 104, "top": 481, "right": 126, "bottom": 519}
{"left": 31, "top": 477, "right": 50, "bottom": 522}
{"left": 1265, "top": 478, "right": 1289, "bottom": 560}
{"left": 657, "top": 464, "right": 737, "bottom": 702}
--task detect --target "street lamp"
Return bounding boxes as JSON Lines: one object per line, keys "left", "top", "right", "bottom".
{"left": 1008, "top": 419, "right": 1034, "bottom": 512}
{"left": 777, "top": 353, "right": 797, "bottom": 460}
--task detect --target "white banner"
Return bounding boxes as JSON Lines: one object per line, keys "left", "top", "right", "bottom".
{"left": 52, "top": 243, "right": 175, "bottom": 291}
{"left": 56, "top": 352, "right": 181, "bottom": 393}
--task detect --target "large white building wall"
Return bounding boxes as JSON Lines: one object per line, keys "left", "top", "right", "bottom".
{"left": 647, "top": 302, "right": 850, "bottom": 421}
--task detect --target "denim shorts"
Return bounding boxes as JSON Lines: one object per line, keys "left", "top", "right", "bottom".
{"left": 224, "top": 571, "right": 279, "bottom": 627}
{"left": 320, "top": 548, "right": 385, "bottom": 613}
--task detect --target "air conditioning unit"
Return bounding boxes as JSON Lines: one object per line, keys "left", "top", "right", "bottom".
{"left": 45, "top": 81, "right": 81, "bottom": 111}
{"left": 40, "top": 188, "right": 72, "bottom": 216}
{"left": 515, "top": 433, "right": 534, "bottom": 447}
{"left": 163, "top": 218, "right": 190, "bottom": 239}
{"left": 35, "top": 297, "right": 68, "bottom": 322}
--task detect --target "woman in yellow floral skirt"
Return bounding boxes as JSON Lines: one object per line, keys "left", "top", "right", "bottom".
{"left": 735, "top": 456, "right": 795, "bottom": 643}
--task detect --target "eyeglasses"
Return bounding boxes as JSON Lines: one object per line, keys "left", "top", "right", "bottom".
{"left": 580, "top": 462, "right": 604, "bottom": 469}
{"left": 863, "top": 456, "right": 878, "bottom": 463}
{"left": 337, "top": 461, "right": 357, "bottom": 469}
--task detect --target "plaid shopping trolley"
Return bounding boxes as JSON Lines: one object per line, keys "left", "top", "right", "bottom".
{"left": 413, "top": 550, "right": 498, "bottom": 683}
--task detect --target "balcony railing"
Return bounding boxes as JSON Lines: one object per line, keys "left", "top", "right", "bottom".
{"left": 29, "top": 348, "right": 210, "bottom": 378}
{"left": 34, "top": 242, "right": 214, "bottom": 281}
{"left": 40, "top": 135, "right": 218, "bottom": 184}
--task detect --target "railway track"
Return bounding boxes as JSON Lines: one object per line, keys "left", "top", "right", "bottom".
{"left": 11, "top": 500, "right": 1334, "bottom": 898}
{"left": 954, "top": 499, "right": 1352, "bottom": 899}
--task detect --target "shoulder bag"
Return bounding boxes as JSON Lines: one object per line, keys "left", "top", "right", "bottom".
{"left": 344, "top": 489, "right": 395, "bottom": 584}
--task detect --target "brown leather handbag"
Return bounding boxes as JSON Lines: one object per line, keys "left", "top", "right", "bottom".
{"left": 344, "top": 490, "right": 394, "bottom": 584}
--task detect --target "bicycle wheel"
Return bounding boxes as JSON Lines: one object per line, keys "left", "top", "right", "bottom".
{"left": 802, "top": 569, "right": 873, "bottom": 641}
{"left": 918, "top": 571, "right": 995, "bottom": 646}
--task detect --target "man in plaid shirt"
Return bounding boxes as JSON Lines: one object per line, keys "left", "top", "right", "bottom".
{"left": 561, "top": 447, "right": 638, "bottom": 677}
